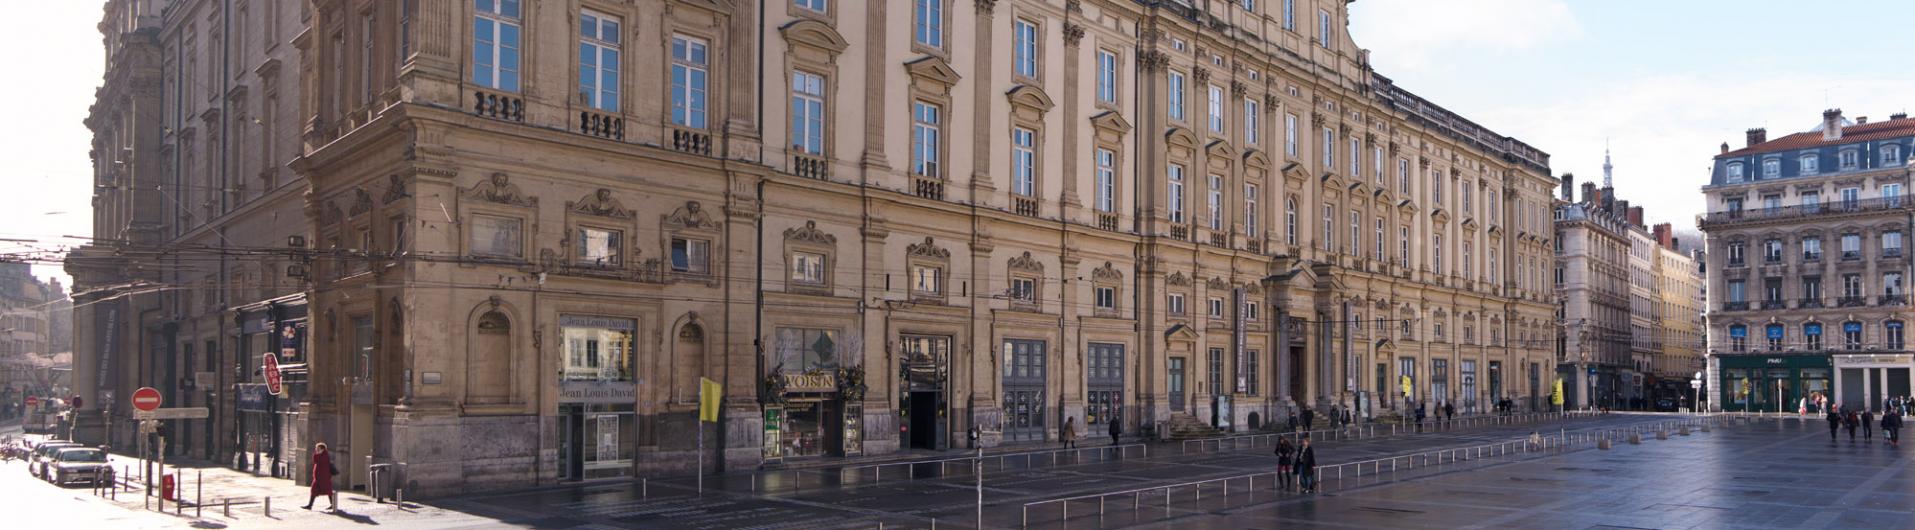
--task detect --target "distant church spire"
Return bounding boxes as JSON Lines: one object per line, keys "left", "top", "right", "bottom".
{"left": 1602, "top": 141, "right": 1614, "bottom": 188}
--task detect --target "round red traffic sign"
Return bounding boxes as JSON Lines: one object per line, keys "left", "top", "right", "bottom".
{"left": 24, "top": 396, "right": 38, "bottom": 407}
{"left": 132, "top": 387, "right": 162, "bottom": 412}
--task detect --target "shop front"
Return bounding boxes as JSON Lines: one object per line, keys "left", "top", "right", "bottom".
{"left": 1833, "top": 353, "right": 1914, "bottom": 412}
{"left": 1716, "top": 354, "right": 1831, "bottom": 413}
{"left": 556, "top": 315, "right": 636, "bottom": 481}
{"left": 232, "top": 295, "right": 306, "bottom": 478}
{"left": 898, "top": 335, "right": 950, "bottom": 450}
{"left": 761, "top": 327, "right": 863, "bottom": 462}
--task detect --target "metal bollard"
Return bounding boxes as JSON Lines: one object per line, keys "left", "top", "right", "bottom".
{"left": 224, "top": 498, "right": 231, "bottom": 518}
{"left": 196, "top": 470, "right": 203, "bottom": 518}
{"left": 264, "top": 496, "right": 271, "bottom": 518}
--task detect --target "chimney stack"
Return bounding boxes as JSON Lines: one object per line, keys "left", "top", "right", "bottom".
{"left": 1823, "top": 108, "right": 1844, "bottom": 141}
{"left": 1746, "top": 128, "right": 1767, "bottom": 147}
{"left": 1893, "top": 112, "right": 1909, "bottom": 121}
{"left": 1857, "top": 116, "right": 1869, "bottom": 125}
{"left": 1602, "top": 183, "right": 1616, "bottom": 212}
{"left": 1628, "top": 206, "right": 1644, "bottom": 227}
{"left": 1616, "top": 199, "right": 1631, "bottom": 216}
{"left": 1581, "top": 182, "right": 1598, "bottom": 206}
{"left": 1561, "top": 173, "right": 1575, "bottom": 201}
{"left": 1720, "top": 142, "right": 1730, "bottom": 154}
{"left": 1654, "top": 223, "right": 1674, "bottom": 249}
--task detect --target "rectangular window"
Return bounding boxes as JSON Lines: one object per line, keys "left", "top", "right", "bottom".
{"left": 1885, "top": 272, "right": 1904, "bottom": 296}
{"left": 1842, "top": 233, "right": 1862, "bottom": 259}
{"left": 1318, "top": 8, "right": 1332, "bottom": 48}
{"left": 1208, "top": 348, "right": 1224, "bottom": 396}
{"left": 1348, "top": 210, "right": 1360, "bottom": 255}
{"left": 1243, "top": 98, "right": 1260, "bottom": 144}
{"left": 774, "top": 327, "right": 840, "bottom": 374}
{"left": 1169, "top": 164, "right": 1187, "bottom": 224}
{"left": 1431, "top": 169, "right": 1444, "bottom": 203}
{"left": 1804, "top": 276, "right": 1822, "bottom": 300}
{"left": 1887, "top": 231, "right": 1906, "bottom": 257}
{"left": 1399, "top": 226, "right": 1409, "bottom": 267}
{"left": 1349, "top": 138, "right": 1361, "bottom": 177}
{"left": 1888, "top": 322, "right": 1905, "bottom": 350}
{"left": 1373, "top": 146, "right": 1385, "bottom": 185}
{"left": 1014, "top": 19, "right": 1039, "bottom": 78}
{"left": 579, "top": 11, "right": 621, "bottom": 111}
{"left": 791, "top": 251, "right": 826, "bottom": 285}
{"left": 1398, "top": 159, "right": 1410, "bottom": 194}
{"left": 1800, "top": 154, "right": 1819, "bottom": 174}
{"left": 1434, "top": 233, "right": 1445, "bottom": 275}
{"left": 1097, "top": 50, "right": 1118, "bottom": 104}
{"left": 670, "top": 35, "right": 709, "bottom": 128}
{"left": 912, "top": 265, "right": 942, "bottom": 295}
{"left": 1321, "top": 127, "right": 1335, "bottom": 169}
{"left": 1763, "top": 239, "right": 1783, "bottom": 263}
{"left": 1888, "top": 184, "right": 1905, "bottom": 207}
{"left": 471, "top": 0, "right": 522, "bottom": 92}
{"left": 1286, "top": 199, "right": 1298, "bottom": 245}
{"left": 796, "top": 0, "right": 828, "bottom": 13}
{"left": 790, "top": 71, "right": 826, "bottom": 155}
{"left": 913, "top": 0, "right": 944, "bottom": 48}
{"left": 1844, "top": 322, "right": 1863, "bottom": 350}
{"left": 469, "top": 214, "right": 523, "bottom": 258}
{"left": 912, "top": 101, "right": 941, "bottom": 177}
{"left": 1208, "top": 174, "right": 1225, "bottom": 231}
{"left": 670, "top": 237, "right": 710, "bottom": 274}
{"left": 1168, "top": 71, "right": 1187, "bottom": 122}
{"left": 1095, "top": 148, "right": 1116, "bottom": 213}
{"left": 1322, "top": 204, "right": 1334, "bottom": 250}
{"left": 1011, "top": 127, "right": 1036, "bottom": 196}
{"left": 1169, "top": 293, "right": 1186, "bottom": 315}
{"left": 1803, "top": 236, "right": 1822, "bottom": 260}
{"left": 1840, "top": 150, "right": 1859, "bottom": 170}
{"left": 1011, "top": 277, "right": 1038, "bottom": 302}
{"left": 361, "top": 13, "right": 376, "bottom": 101}
{"left": 576, "top": 226, "right": 623, "bottom": 267}
{"left": 1764, "top": 158, "right": 1780, "bottom": 177}
{"left": 1095, "top": 286, "right": 1116, "bottom": 310}
{"left": 1374, "top": 217, "right": 1385, "bottom": 261}
{"left": 1208, "top": 85, "right": 1225, "bottom": 133}
{"left": 1283, "top": 0, "right": 1295, "bottom": 29}
{"left": 1247, "top": 350, "right": 1260, "bottom": 396}
{"left": 1841, "top": 187, "right": 1860, "bottom": 209}
{"left": 1285, "top": 113, "right": 1298, "bottom": 156}
{"left": 1209, "top": 297, "right": 1225, "bottom": 319}
{"left": 1245, "top": 184, "right": 1260, "bottom": 235}
{"left": 560, "top": 315, "right": 637, "bottom": 382}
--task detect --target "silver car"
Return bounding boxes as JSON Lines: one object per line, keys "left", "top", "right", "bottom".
{"left": 47, "top": 448, "right": 110, "bottom": 486}
{"left": 27, "top": 441, "right": 81, "bottom": 480}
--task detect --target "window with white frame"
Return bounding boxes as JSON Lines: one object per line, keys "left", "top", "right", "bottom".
{"left": 1373, "top": 146, "right": 1385, "bottom": 185}
{"left": 671, "top": 237, "right": 711, "bottom": 274}
{"left": 790, "top": 71, "right": 826, "bottom": 155}
{"left": 1095, "top": 148, "right": 1116, "bottom": 213}
{"left": 1245, "top": 183, "right": 1260, "bottom": 235}
{"left": 796, "top": 0, "right": 827, "bottom": 13}
{"left": 1349, "top": 138, "right": 1360, "bottom": 176}
{"left": 1762, "top": 158, "right": 1780, "bottom": 177}
{"left": 1321, "top": 203, "right": 1333, "bottom": 250}
{"left": 1208, "top": 85, "right": 1225, "bottom": 133}
{"left": 1374, "top": 216, "right": 1384, "bottom": 261}
{"left": 1208, "top": 174, "right": 1225, "bottom": 231}
{"left": 1243, "top": 98, "right": 1260, "bottom": 144}
{"left": 1318, "top": 8, "right": 1331, "bottom": 48}
{"left": 1169, "top": 292, "right": 1186, "bottom": 315}
{"left": 1168, "top": 70, "right": 1187, "bottom": 122}
{"left": 912, "top": 264, "right": 942, "bottom": 296}
{"left": 1398, "top": 159, "right": 1410, "bottom": 193}
{"left": 1285, "top": 113, "right": 1298, "bottom": 156}
{"left": 912, "top": 101, "right": 941, "bottom": 177}
{"left": 1095, "top": 285, "right": 1117, "bottom": 310}
{"left": 1839, "top": 150, "right": 1858, "bottom": 170}
{"left": 1434, "top": 233, "right": 1444, "bottom": 274}
{"left": 1169, "top": 164, "right": 1187, "bottom": 223}
{"left": 1010, "top": 276, "right": 1038, "bottom": 303}
{"left": 579, "top": 11, "right": 621, "bottom": 111}
{"left": 1348, "top": 210, "right": 1359, "bottom": 255}
{"left": 1208, "top": 297, "right": 1225, "bottom": 319}
{"left": 471, "top": 0, "right": 521, "bottom": 92}
{"left": 1727, "top": 162, "right": 1744, "bottom": 181}
{"left": 670, "top": 35, "right": 709, "bottom": 128}
{"left": 791, "top": 251, "right": 826, "bottom": 285}
{"left": 576, "top": 226, "right": 623, "bottom": 267}
{"left": 1097, "top": 50, "right": 1118, "bottom": 104}
{"left": 1285, "top": 197, "right": 1298, "bottom": 245}
{"left": 1885, "top": 144, "right": 1905, "bottom": 167}
{"left": 1245, "top": 301, "right": 1260, "bottom": 320}
{"left": 1399, "top": 226, "right": 1409, "bottom": 267}
{"left": 1014, "top": 19, "right": 1039, "bottom": 79}
{"left": 1282, "top": 0, "right": 1295, "bottom": 29}
{"left": 913, "top": 0, "right": 943, "bottom": 48}
{"left": 1321, "top": 127, "right": 1334, "bottom": 169}
{"left": 1012, "top": 127, "right": 1036, "bottom": 197}
{"left": 1799, "top": 153, "right": 1818, "bottom": 174}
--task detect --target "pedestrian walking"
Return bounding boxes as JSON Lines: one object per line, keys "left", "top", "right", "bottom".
{"left": 1415, "top": 404, "right": 1427, "bottom": 433}
{"left": 1330, "top": 405, "right": 1343, "bottom": 428}
{"left": 1827, "top": 407, "right": 1843, "bottom": 441}
{"left": 1444, "top": 401, "right": 1456, "bottom": 423}
{"left": 1287, "top": 411, "right": 1300, "bottom": 433}
{"left": 1274, "top": 437, "right": 1295, "bottom": 490}
{"left": 1861, "top": 409, "right": 1874, "bottom": 440}
{"left": 1301, "top": 407, "right": 1316, "bottom": 432}
{"left": 303, "top": 442, "right": 338, "bottom": 511}
{"left": 1062, "top": 417, "right": 1078, "bottom": 449}
{"left": 1341, "top": 407, "right": 1352, "bottom": 427}
{"left": 1108, "top": 415, "right": 1122, "bottom": 446}
{"left": 1296, "top": 437, "right": 1319, "bottom": 493}
{"left": 1845, "top": 410, "right": 1859, "bottom": 441}
{"left": 1883, "top": 410, "right": 1902, "bottom": 447}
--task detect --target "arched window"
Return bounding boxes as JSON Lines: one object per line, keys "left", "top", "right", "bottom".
{"left": 1285, "top": 197, "right": 1298, "bottom": 245}
{"left": 468, "top": 310, "right": 512, "bottom": 403}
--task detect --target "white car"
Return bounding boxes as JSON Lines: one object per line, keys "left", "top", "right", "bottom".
{"left": 27, "top": 441, "right": 81, "bottom": 480}
{"left": 47, "top": 448, "right": 109, "bottom": 487}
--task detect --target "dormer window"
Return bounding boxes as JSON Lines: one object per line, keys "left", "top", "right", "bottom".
{"left": 1762, "top": 158, "right": 1779, "bottom": 178}
{"left": 1727, "top": 162, "right": 1744, "bottom": 181}
{"left": 1884, "top": 144, "right": 1905, "bottom": 167}
{"left": 1799, "top": 154, "right": 1818, "bottom": 174}
{"left": 1839, "top": 149, "right": 1859, "bottom": 170}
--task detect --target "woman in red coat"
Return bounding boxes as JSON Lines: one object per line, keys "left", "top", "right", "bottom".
{"left": 304, "top": 442, "right": 337, "bottom": 511}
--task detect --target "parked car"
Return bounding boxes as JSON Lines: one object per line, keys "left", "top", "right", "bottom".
{"left": 1654, "top": 398, "right": 1679, "bottom": 412}
{"left": 27, "top": 441, "right": 81, "bottom": 480}
{"left": 47, "top": 447, "right": 110, "bottom": 486}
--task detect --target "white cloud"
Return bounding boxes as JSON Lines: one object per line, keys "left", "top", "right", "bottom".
{"left": 1471, "top": 75, "right": 1915, "bottom": 228}
{"left": 1352, "top": 0, "right": 1582, "bottom": 71}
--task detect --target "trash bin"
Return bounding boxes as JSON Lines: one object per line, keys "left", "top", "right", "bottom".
{"left": 161, "top": 474, "right": 176, "bottom": 501}
{"left": 368, "top": 463, "right": 395, "bottom": 502}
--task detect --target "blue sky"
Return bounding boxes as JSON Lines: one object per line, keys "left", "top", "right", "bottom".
{"left": 1351, "top": 0, "right": 1915, "bottom": 228}
{"left": 6, "top": 1, "right": 1914, "bottom": 284}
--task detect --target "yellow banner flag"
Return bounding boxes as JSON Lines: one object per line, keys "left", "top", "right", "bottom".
{"left": 1551, "top": 378, "right": 1564, "bottom": 406}
{"left": 1400, "top": 375, "right": 1413, "bottom": 397}
{"left": 699, "top": 377, "right": 722, "bottom": 423}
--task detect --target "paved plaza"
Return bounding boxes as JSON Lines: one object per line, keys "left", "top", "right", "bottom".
{"left": 6, "top": 413, "right": 1908, "bottom": 529}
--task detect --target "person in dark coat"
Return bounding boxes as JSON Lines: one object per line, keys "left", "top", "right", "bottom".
{"left": 1884, "top": 411, "right": 1903, "bottom": 447}
{"left": 1860, "top": 409, "right": 1874, "bottom": 440}
{"left": 1845, "top": 410, "right": 1859, "bottom": 441}
{"left": 1274, "top": 437, "right": 1295, "bottom": 490}
{"left": 1444, "top": 401, "right": 1456, "bottom": 422}
{"left": 1828, "top": 407, "right": 1843, "bottom": 441}
{"left": 1287, "top": 412, "right": 1300, "bottom": 433}
{"left": 1108, "top": 415, "right": 1122, "bottom": 446}
{"left": 1296, "top": 437, "right": 1319, "bottom": 493}
{"left": 1415, "top": 403, "right": 1427, "bottom": 432}
{"left": 304, "top": 442, "right": 337, "bottom": 511}
{"left": 1301, "top": 407, "right": 1315, "bottom": 431}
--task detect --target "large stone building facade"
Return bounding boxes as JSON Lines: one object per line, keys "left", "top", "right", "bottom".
{"left": 69, "top": 0, "right": 310, "bottom": 476}
{"left": 1700, "top": 109, "right": 1915, "bottom": 413}
{"left": 75, "top": 0, "right": 1558, "bottom": 496}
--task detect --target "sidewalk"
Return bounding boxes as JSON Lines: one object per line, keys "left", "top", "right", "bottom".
{"left": 84, "top": 450, "right": 462, "bottom": 528}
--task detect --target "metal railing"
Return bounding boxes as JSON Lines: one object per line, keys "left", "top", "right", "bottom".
{"left": 837, "top": 443, "right": 1148, "bottom": 483}
{"left": 1700, "top": 196, "right": 1908, "bottom": 226}
{"left": 1023, "top": 416, "right": 1723, "bottom": 528}
{"left": 1177, "top": 410, "right": 1596, "bottom": 455}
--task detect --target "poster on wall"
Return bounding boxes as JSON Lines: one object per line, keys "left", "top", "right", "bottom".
{"left": 596, "top": 414, "right": 619, "bottom": 462}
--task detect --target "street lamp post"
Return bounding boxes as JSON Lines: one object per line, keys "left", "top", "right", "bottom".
{"left": 1691, "top": 371, "right": 1704, "bottom": 416}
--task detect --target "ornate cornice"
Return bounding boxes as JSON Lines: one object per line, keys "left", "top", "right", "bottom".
{"left": 783, "top": 220, "right": 838, "bottom": 246}
{"left": 462, "top": 172, "right": 536, "bottom": 207}
{"left": 569, "top": 188, "right": 634, "bottom": 219}
{"left": 907, "top": 236, "right": 951, "bottom": 259}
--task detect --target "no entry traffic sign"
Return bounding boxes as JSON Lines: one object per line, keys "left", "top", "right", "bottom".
{"left": 132, "top": 387, "right": 162, "bottom": 412}
{"left": 24, "top": 396, "right": 39, "bottom": 407}
{"left": 263, "top": 352, "right": 283, "bottom": 396}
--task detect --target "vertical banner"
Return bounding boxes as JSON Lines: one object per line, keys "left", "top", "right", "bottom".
{"left": 1233, "top": 288, "right": 1247, "bottom": 394}
{"left": 698, "top": 377, "right": 722, "bottom": 423}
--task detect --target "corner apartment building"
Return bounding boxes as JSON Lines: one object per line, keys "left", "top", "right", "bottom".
{"left": 69, "top": 0, "right": 309, "bottom": 476}
{"left": 1650, "top": 223, "right": 1705, "bottom": 404}
{"left": 1700, "top": 109, "right": 1915, "bottom": 413}
{"left": 75, "top": 0, "right": 1557, "bottom": 496}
